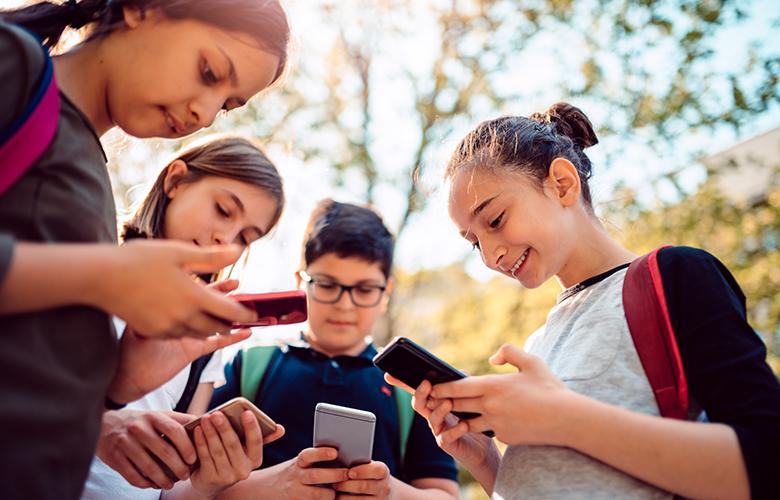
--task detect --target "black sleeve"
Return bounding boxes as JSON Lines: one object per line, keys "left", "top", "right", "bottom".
{"left": 209, "top": 350, "right": 243, "bottom": 409}
{"left": 658, "top": 246, "right": 780, "bottom": 500}
{"left": 401, "top": 411, "right": 459, "bottom": 483}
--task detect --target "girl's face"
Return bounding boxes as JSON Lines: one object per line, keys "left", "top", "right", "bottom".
{"left": 163, "top": 162, "right": 278, "bottom": 247}
{"left": 105, "top": 8, "right": 280, "bottom": 138}
{"left": 448, "top": 163, "right": 580, "bottom": 289}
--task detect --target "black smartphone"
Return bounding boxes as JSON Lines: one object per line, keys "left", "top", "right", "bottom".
{"left": 373, "top": 336, "right": 494, "bottom": 436}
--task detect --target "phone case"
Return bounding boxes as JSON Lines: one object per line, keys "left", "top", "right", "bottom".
{"left": 313, "top": 403, "right": 375, "bottom": 468}
{"left": 231, "top": 290, "right": 308, "bottom": 327}
{"left": 373, "top": 337, "right": 495, "bottom": 435}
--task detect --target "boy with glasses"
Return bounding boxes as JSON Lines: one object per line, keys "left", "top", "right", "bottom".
{"left": 211, "top": 200, "right": 459, "bottom": 499}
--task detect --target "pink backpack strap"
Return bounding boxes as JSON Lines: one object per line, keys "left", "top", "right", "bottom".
{"left": 623, "top": 246, "right": 689, "bottom": 419}
{"left": 0, "top": 48, "right": 60, "bottom": 196}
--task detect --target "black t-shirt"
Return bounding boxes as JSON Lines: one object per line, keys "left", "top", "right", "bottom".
{"left": 657, "top": 246, "right": 780, "bottom": 500}
{"left": 0, "top": 21, "right": 119, "bottom": 499}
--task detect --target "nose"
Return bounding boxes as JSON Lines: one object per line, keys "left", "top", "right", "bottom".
{"left": 187, "top": 91, "right": 225, "bottom": 130}
{"left": 480, "top": 239, "right": 506, "bottom": 271}
{"left": 334, "top": 288, "right": 355, "bottom": 310}
{"left": 212, "top": 226, "right": 241, "bottom": 247}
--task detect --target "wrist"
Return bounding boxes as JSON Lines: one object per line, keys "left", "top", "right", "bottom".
{"left": 80, "top": 245, "right": 120, "bottom": 312}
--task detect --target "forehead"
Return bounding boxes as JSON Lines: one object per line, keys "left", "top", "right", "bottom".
{"left": 306, "top": 253, "right": 385, "bottom": 282}
{"left": 447, "top": 167, "right": 535, "bottom": 228}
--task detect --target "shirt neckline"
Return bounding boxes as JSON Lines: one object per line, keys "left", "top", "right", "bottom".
{"left": 557, "top": 263, "right": 631, "bottom": 304}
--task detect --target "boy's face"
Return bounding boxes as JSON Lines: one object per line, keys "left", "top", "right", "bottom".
{"left": 298, "top": 253, "right": 392, "bottom": 356}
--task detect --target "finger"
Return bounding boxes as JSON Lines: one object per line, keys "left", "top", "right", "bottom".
{"left": 430, "top": 377, "right": 488, "bottom": 399}
{"left": 411, "top": 380, "right": 433, "bottom": 416}
{"left": 347, "top": 461, "right": 388, "bottom": 480}
{"left": 121, "top": 437, "right": 174, "bottom": 490}
{"left": 150, "top": 414, "right": 196, "bottom": 466}
{"left": 449, "top": 396, "right": 484, "bottom": 415}
{"left": 297, "top": 447, "right": 338, "bottom": 468}
{"left": 183, "top": 312, "right": 235, "bottom": 338}
{"left": 200, "top": 329, "right": 252, "bottom": 354}
{"left": 209, "top": 279, "right": 240, "bottom": 294}
{"left": 178, "top": 244, "right": 243, "bottom": 274}
{"left": 237, "top": 410, "right": 263, "bottom": 467}
{"left": 429, "top": 398, "right": 455, "bottom": 435}
{"left": 198, "top": 286, "right": 257, "bottom": 325}
{"left": 489, "top": 343, "right": 537, "bottom": 371}
{"left": 264, "top": 423, "right": 285, "bottom": 444}
{"left": 383, "top": 373, "right": 413, "bottom": 394}
{"left": 438, "top": 420, "right": 470, "bottom": 446}
{"left": 201, "top": 415, "right": 231, "bottom": 472}
{"left": 333, "top": 479, "right": 377, "bottom": 495}
{"left": 463, "top": 415, "right": 492, "bottom": 435}
{"left": 165, "top": 411, "right": 198, "bottom": 427}
{"left": 301, "top": 467, "right": 351, "bottom": 485}
{"left": 193, "top": 425, "right": 215, "bottom": 474}
{"left": 109, "top": 453, "right": 156, "bottom": 489}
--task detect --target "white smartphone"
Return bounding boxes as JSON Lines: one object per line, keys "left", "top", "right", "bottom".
{"left": 312, "top": 402, "right": 375, "bottom": 468}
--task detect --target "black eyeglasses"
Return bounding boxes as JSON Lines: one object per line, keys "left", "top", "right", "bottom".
{"left": 298, "top": 270, "right": 387, "bottom": 308}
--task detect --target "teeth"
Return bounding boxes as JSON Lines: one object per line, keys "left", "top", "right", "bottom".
{"left": 510, "top": 250, "right": 529, "bottom": 274}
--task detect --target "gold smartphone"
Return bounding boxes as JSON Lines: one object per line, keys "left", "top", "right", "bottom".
{"left": 154, "top": 397, "right": 277, "bottom": 483}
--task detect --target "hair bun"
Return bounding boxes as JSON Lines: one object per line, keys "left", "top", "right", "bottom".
{"left": 543, "top": 102, "right": 598, "bottom": 150}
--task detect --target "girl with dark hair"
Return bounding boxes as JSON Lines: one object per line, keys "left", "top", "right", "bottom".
{"left": 0, "top": 1, "right": 290, "bottom": 497}
{"left": 389, "top": 103, "right": 780, "bottom": 499}
{"left": 84, "top": 135, "right": 285, "bottom": 499}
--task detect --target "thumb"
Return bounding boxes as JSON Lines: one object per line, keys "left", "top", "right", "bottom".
{"left": 165, "top": 411, "right": 198, "bottom": 426}
{"left": 177, "top": 244, "right": 243, "bottom": 274}
{"left": 209, "top": 279, "right": 240, "bottom": 294}
{"left": 201, "top": 329, "right": 252, "bottom": 354}
{"left": 489, "top": 343, "right": 537, "bottom": 372}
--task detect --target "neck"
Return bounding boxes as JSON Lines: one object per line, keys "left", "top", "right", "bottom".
{"left": 555, "top": 214, "right": 637, "bottom": 289}
{"left": 52, "top": 41, "right": 113, "bottom": 137}
{"left": 304, "top": 332, "right": 368, "bottom": 358}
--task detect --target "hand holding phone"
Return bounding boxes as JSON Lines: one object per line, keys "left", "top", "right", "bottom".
{"left": 373, "top": 336, "right": 494, "bottom": 436}
{"left": 156, "top": 397, "right": 280, "bottom": 482}
{"left": 313, "top": 403, "right": 375, "bottom": 468}
{"left": 231, "top": 290, "right": 308, "bottom": 328}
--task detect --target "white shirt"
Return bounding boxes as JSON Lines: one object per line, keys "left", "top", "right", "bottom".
{"left": 81, "top": 319, "right": 224, "bottom": 500}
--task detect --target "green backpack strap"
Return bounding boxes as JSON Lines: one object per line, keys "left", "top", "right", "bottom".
{"left": 240, "top": 345, "right": 280, "bottom": 401}
{"left": 393, "top": 386, "right": 414, "bottom": 467}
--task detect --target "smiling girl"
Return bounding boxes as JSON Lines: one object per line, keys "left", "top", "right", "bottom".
{"left": 390, "top": 102, "right": 780, "bottom": 500}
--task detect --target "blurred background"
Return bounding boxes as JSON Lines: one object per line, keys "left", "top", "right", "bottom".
{"left": 10, "top": 0, "right": 780, "bottom": 496}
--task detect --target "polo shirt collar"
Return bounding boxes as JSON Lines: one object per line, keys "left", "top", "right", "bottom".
{"left": 286, "top": 333, "right": 378, "bottom": 365}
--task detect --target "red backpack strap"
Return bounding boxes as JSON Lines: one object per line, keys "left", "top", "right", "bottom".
{"left": 0, "top": 45, "right": 60, "bottom": 196}
{"left": 623, "top": 246, "right": 689, "bottom": 419}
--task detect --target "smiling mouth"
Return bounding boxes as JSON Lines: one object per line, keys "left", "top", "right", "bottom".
{"left": 327, "top": 320, "right": 356, "bottom": 326}
{"left": 509, "top": 249, "right": 530, "bottom": 277}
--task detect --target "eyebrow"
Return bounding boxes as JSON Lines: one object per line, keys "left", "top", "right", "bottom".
{"left": 217, "top": 47, "right": 247, "bottom": 107}
{"left": 459, "top": 195, "right": 498, "bottom": 237}
{"left": 310, "top": 273, "right": 385, "bottom": 286}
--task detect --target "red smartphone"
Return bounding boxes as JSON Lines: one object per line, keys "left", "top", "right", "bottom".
{"left": 231, "top": 290, "right": 308, "bottom": 327}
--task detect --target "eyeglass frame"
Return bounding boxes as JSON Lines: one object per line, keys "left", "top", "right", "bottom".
{"left": 297, "top": 270, "right": 388, "bottom": 308}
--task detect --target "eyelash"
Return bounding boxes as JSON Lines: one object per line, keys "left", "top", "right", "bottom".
{"left": 489, "top": 212, "right": 504, "bottom": 229}
{"left": 201, "top": 60, "right": 230, "bottom": 111}
{"left": 216, "top": 204, "right": 229, "bottom": 217}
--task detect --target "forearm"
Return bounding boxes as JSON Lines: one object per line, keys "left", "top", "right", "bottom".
{"left": 162, "top": 481, "right": 214, "bottom": 500}
{"left": 0, "top": 243, "right": 114, "bottom": 314}
{"left": 393, "top": 477, "right": 459, "bottom": 499}
{"left": 467, "top": 444, "right": 501, "bottom": 497}
{"left": 562, "top": 393, "right": 749, "bottom": 500}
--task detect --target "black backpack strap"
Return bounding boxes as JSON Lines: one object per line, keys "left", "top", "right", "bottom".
{"left": 174, "top": 353, "right": 215, "bottom": 413}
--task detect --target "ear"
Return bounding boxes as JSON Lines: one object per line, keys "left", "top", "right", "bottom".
{"left": 163, "top": 160, "right": 189, "bottom": 198}
{"left": 121, "top": 5, "right": 145, "bottom": 28}
{"left": 379, "top": 277, "right": 394, "bottom": 314}
{"left": 546, "top": 157, "right": 581, "bottom": 208}
{"left": 294, "top": 270, "right": 303, "bottom": 289}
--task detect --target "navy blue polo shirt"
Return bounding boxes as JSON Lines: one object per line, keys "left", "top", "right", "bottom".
{"left": 211, "top": 340, "right": 458, "bottom": 483}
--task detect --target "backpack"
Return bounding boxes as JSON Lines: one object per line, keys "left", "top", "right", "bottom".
{"left": 172, "top": 353, "right": 215, "bottom": 413}
{"left": 622, "top": 246, "right": 689, "bottom": 420}
{"left": 0, "top": 42, "right": 60, "bottom": 196}
{"left": 239, "top": 345, "right": 415, "bottom": 466}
